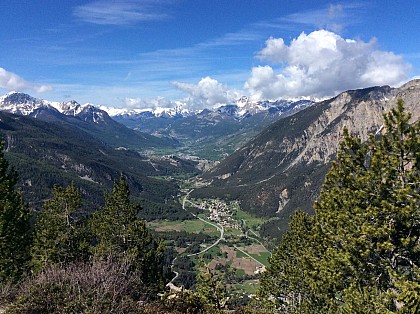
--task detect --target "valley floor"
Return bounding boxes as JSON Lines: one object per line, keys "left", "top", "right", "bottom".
{"left": 148, "top": 187, "right": 273, "bottom": 296}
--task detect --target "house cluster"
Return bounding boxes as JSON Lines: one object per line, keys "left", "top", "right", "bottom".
{"left": 197, "top": 199, "right": 241, "bottom": 229}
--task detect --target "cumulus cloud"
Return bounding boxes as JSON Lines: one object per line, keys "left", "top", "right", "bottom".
{"left": 0, "top": 67, "right": 52, "bottom": 93}
{"left": 245, "top": 30, "right": 411, "bottom": 100}
{"left": 171, "top": 76, "right": 240, "bottom": 109}
{"left": 73, "top": 0, "right": 168, "bottom": 25}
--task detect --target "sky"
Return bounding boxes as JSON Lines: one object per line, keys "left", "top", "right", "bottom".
{"left": 0, "top": 0, "right": 419, "bottom": 110}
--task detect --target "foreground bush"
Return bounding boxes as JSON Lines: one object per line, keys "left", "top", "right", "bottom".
{"left": 6, "top": 258, "right": 144, "bottom": 313}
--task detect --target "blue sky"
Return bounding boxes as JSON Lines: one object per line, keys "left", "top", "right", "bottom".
{"left": 0, "top": 0, "right": 419, "bottom": 109}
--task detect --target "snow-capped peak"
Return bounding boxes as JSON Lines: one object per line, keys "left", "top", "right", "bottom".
{"left": 0, "top": 91, "right": 53, "bottom": 116}
{"left": 100, "top": 104, "right": 193, "bottom": 118}
{"left": 0, "top": 91, "right": 314, "bottom": 124}
{"left": 0, "top": 92, "right": 110, "bottom": 124}
{"left": 236, "top": 96, "right": 250, "bottom": 108}
{"left": 98, "top": 106, "right": 149, "bottom": 117}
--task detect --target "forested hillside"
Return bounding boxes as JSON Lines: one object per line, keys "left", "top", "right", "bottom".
{"left": 0, "top": 111, "right": 197, "bottom": 213}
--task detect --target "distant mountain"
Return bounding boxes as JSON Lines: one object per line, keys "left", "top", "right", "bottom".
{"left": 0, "top": 110, "right": 197, "bottom": 211}
{"left": 0, "top": 91, "right": 113, "bottom": 122}
{"left": 108, "top": 96, "right": 312, "bottom": 120}
{"left": 111, "top": 97, "right": 313, "bottom": 160}
{"left": 0, "top": 92, "right": 178, "bottom": 150}
{"left": 0, "top": 92, "right": 313, "bottom": 160}
{"left": 193, "top": 80, "right": 420, "bottom": 237}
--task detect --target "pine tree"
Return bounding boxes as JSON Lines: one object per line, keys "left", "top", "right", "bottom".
{"left": 31, "top": 182, "right": 90, "bottom": 273}
{"left": 0, "top": 139, "right": 32, "bottom": 283}
{"left": 91, "top": 176, "right": 166, "bottom": 293}
{"left": 260, "top": 101, "right": 420, "bottom": 313}
{"left": 258, "top": 210, "right": 320, "bottom": 312}
{"left": 194, "top": 262, "right": 229, "bottom": 312}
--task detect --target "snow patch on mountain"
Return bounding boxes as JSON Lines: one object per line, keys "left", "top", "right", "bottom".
{"left": 0, "top": 92, "right": 110, "bottom": 123}
{"left": 103, "top": 96, "right": 313, "bottom": 119}
{"left": 0, "top": 91, "right": 314, "bottom": 123}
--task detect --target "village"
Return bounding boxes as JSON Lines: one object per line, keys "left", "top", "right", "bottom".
{"left": 193, "top": 198, "right": 242, "bottom": 230}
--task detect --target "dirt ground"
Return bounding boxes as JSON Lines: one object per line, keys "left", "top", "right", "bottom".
{"left": 220, "top": 245, "right": 236, "bottom": 260}
{"left": 231, "top": 258, "right": 260, "bottom": 275}
{"left": 208, "top": 259, "right": 227, "bottom": 270}
{"left": 152, "top": 224, "right": 182, "bottom": 232}
{"left": 176, "top": 247, "right": 187, "bottom": 254}
{"left": 242, "top": 244, "right": 267, "bottom": 255}
{"left": 218, "top": 245, "right": 260, "bottom": 275}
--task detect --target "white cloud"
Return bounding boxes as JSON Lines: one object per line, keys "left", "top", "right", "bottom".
{"left": 245, "top": 30, "right": 411, "bottom": 99}
{"left": 278, "top": 4, "right": 360, "bottom": 34}
{"left": 123, "top": 96, "right": 175, "bottom": 109}
{"left": 0, "top": 67, "right": 52, "bottom": 93}
{"left": 256, "top": 37, "right": 288, "bottom": 64}
{"left": 73, "top": 0, "right": 169, "bottom": 25}
{"left": 171, "top": 76, "right": 240, "bottom": 109}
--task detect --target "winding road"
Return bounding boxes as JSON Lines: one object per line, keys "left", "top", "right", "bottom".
{"left": 181, "top": 190, "right": 225, "bottom": 257}
{"left": 169, "top": 190, "right": 271, "bottom": 287}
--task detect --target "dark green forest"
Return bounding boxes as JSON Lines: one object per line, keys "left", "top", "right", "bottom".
{"left": 0, "top": 102, "right": 419, "bottom": 313}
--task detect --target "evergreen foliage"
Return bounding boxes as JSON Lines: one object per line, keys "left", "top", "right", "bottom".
{"left": 31, "top": 183, "right": 91, "bottom": 273}
{"left": 91, "top": 176, "right": 167, "bottom": 294}
{"left": 0, "top": 110, "right": 185, "bottom": 211}
{"left": 0, "top": 140, "right": 32, "bottom": 283}
{"left": 194, "top": 264, "right": 229, "bottom": 312}
{"left": 259, "top": 101, "right": 420, "bottom": 313}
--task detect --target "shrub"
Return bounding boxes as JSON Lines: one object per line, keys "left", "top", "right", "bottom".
{"left": 7, "top": 257, "right": 145, "bottom": 313}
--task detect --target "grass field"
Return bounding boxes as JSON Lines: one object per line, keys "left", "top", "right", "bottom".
{"left": 224, "top": 228, "right": 242, "bottom": 236}
{"left": 254, "top": 251, "right": 271, "bottom": 265}
{"left": 238, "top": 244, "right": 272, "bottom": 266}
{"left": 233, "top": 207, "right": 268, "bottom": 230}
{"left": 235, "top": 280, "right": 259, "bottom": 294}
{"left": 148, "top": 219, "right": 219, "bottom": 236}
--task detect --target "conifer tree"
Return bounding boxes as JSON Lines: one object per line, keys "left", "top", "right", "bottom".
{"left": 194, "top": 263, "right": 229, "bottom": 312}
{"left": 0, "top": 140, "right": 32, "bottom": 283}
{"left": 31, "top": 182, "right": 90, "bottom": 273}
{"left": 260, "top": 101, "right": 419, "bottom": 313}
{"left": 91, "top": 176, "right": 166, "bottom": 293}
{"left": 258, "top": 210, "right": 320, "bottom": 312}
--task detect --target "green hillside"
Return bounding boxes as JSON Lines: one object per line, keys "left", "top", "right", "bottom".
{"left": 0, "top": 111, "right": 196, "bottom": 211}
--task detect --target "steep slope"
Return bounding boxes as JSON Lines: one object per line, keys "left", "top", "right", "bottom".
{"left": 0, "top": 111, "right": 197, "bottom": 211}
{"left": 194, "top": 80, "right": 420, "bottom": 236}
{"left": 0, "top": 92, "right": 178, "bottom": 150}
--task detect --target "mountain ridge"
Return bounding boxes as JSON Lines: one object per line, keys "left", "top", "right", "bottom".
{"left": 194, "top": 79, "right": 420, "bottom": 237}
{"left": 102, "top": 95, "right": 314, "bottom": 119}
{"left": 0, "top": 92, "right": 178, "bottom": 150}
{"left": 111, "top": 97, "right": 313, "bottom": 160}
{"left": 0, "top": 109, "right": 197, "bottom": 213}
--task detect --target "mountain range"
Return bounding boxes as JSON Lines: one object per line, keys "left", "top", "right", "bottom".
{"left": 0, "top": 93, "right": 198, "bottom": 212}
{"left": 0, "top": 92, "right": 313, "bottom": 161}
{"left": 0, "top": 91, "right": 312, "bottom": 211}
{"left": 193, "top": 79, "right": 420, "bottom": 237}
{"left": 0, "top": 92, "right": 178, "bottom": 151}
{"left": 111, "top": 97, "right": 313, "bottom": 160}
